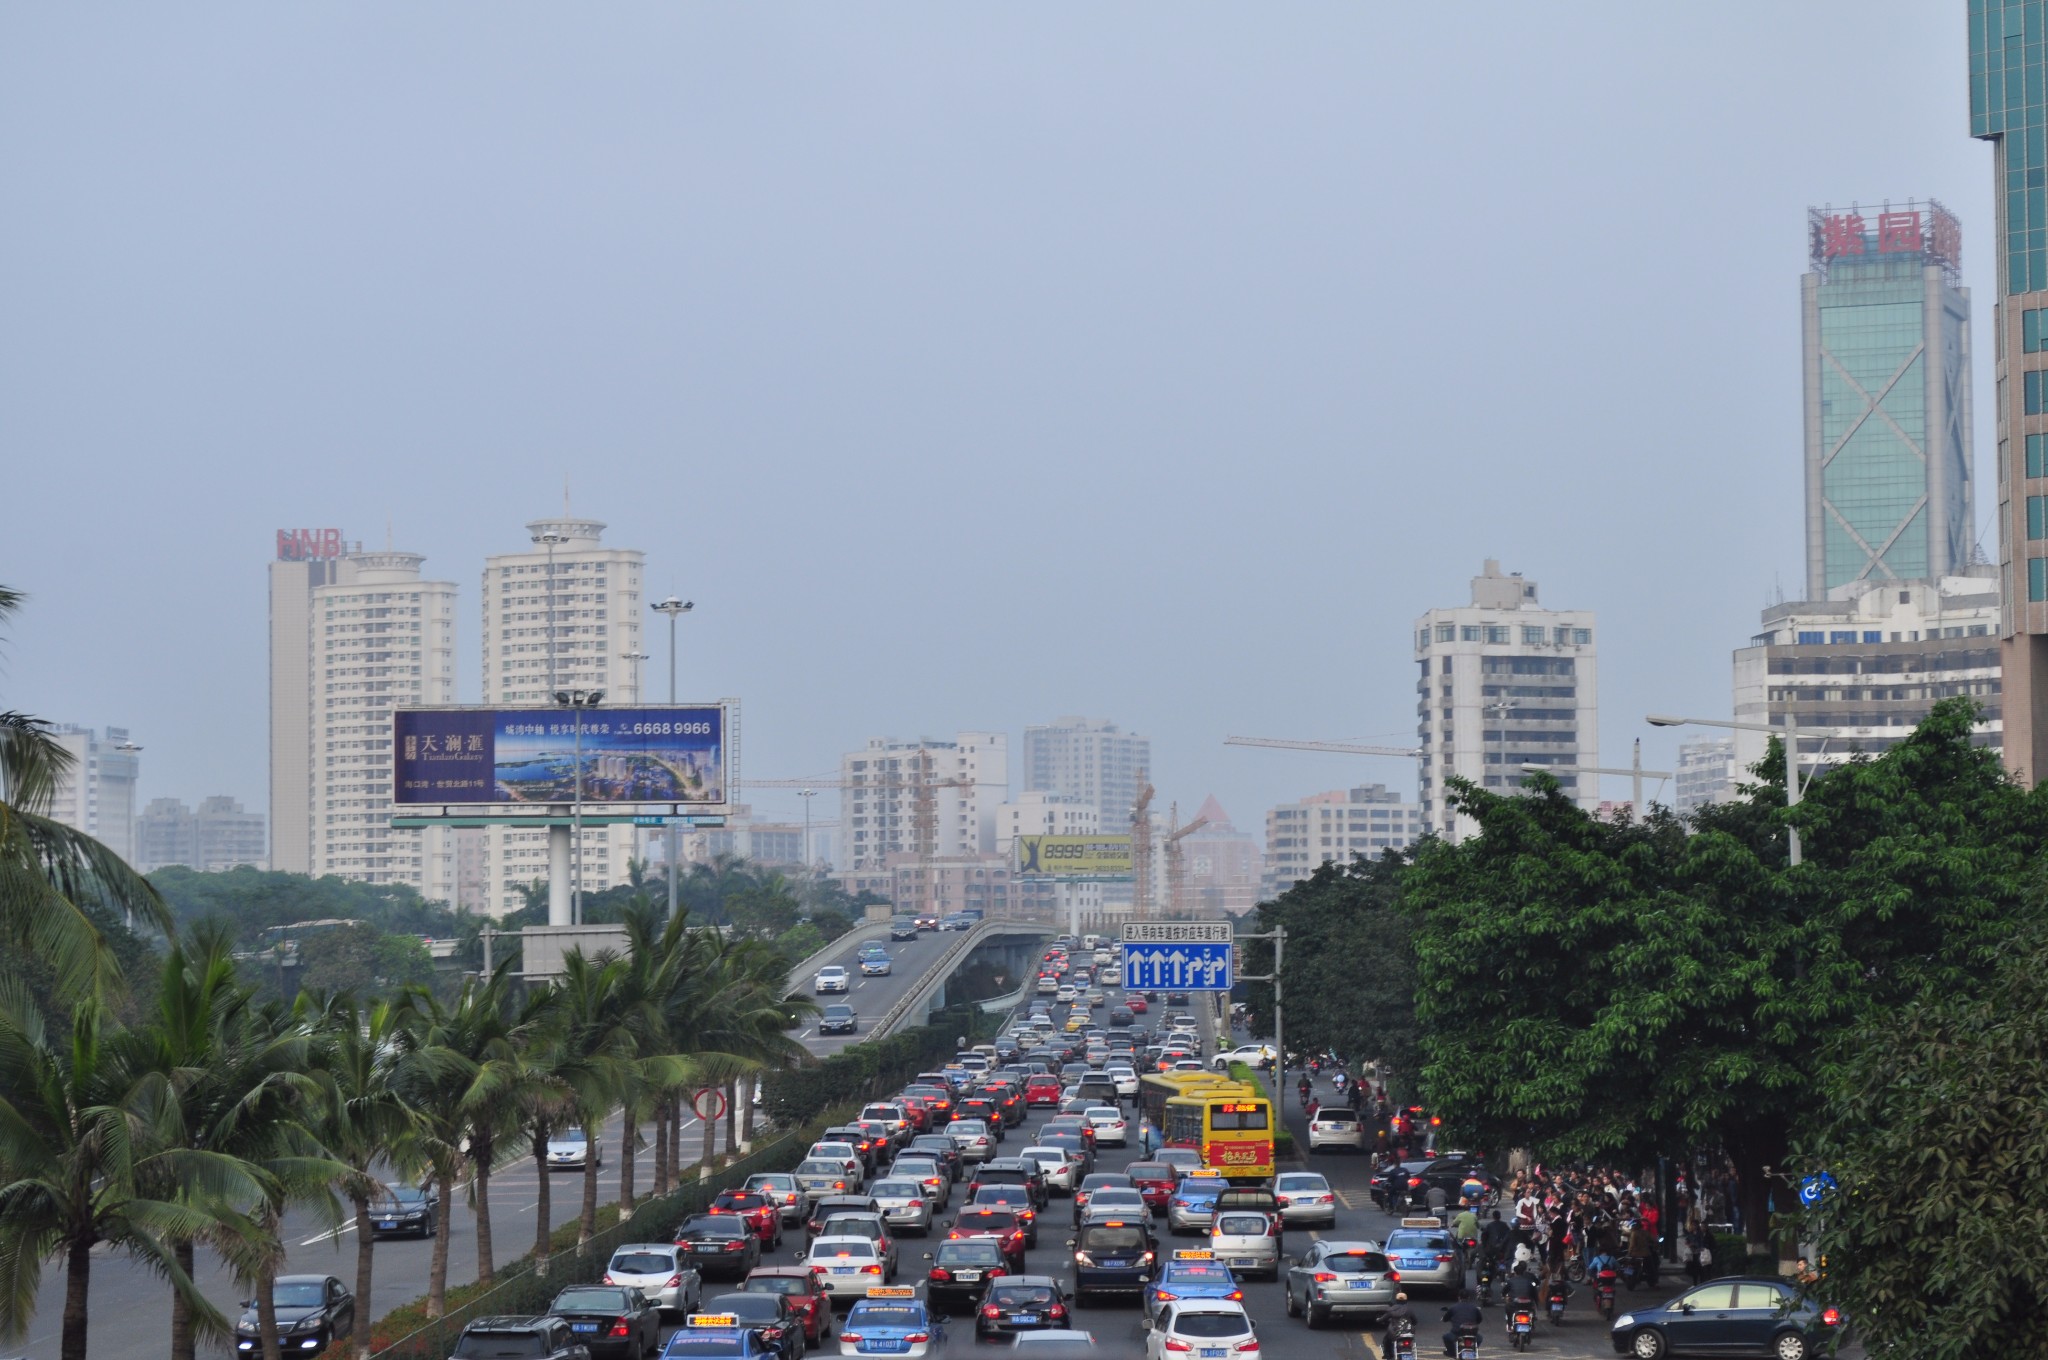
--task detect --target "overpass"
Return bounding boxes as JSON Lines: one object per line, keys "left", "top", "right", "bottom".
{"left": 780, "top": 918, "right": 1053, "bottom": 1046}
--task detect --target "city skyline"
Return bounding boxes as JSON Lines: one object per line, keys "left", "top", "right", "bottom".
{"left": 3, "top": 5, "right": 1999, "bottom": 850}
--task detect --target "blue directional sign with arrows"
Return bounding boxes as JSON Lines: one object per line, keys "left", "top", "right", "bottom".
{"left": 1123, "top": 941, "right": 1232, "bottom": 991}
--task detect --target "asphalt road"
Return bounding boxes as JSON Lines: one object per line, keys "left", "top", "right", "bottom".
{"left": 17, "top": 928, "right": 968, "bottom": 1360}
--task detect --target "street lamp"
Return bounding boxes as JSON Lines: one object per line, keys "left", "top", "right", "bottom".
{"left": 531, "top": 530, "right": 570, "bottom": 697}
{"left": 1645, "top": 713, "right": 1832, "bottom": 865}
{"left": 555, "top": 687, "right": 605, "bottom": 922}
{"left": 799, "top": 788, "right": 817, "bottom": 869}
{"left": 1520, "top": 739, "right": 1671, "bottom": 819}
{"left": 649, "top": 596, "right": 695, "bottom": 922}
{"left": 618, "top": 651, "right": 650, "bottom": 702}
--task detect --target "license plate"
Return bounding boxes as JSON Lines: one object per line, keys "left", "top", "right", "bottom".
{"left": 1202, "top": 1350, "right": 1225, "bottom": 1358}
{"left": 1514, "top": 1322, "right": 1531, "bottom": 1333}
{"left": 868, "top": 1344, "right": 907, "bottom": 1355}
{"left": 1015, "top": 1314, "right": 1038, "bottom": 1324}
{"left": 1229, "top": 1258, "right": 1257, "bottom": 1267}
{"left": 955, "top": 1270, "right": 981, "bottom": 1281}
{"left": 833, "top": 1267, "right": 858, "bottom": 1275}
{"left": 572, "top": 1323, "right": 598, "bottom": 1333}
{"left": 379, "top": 1222, "right": 397, "bottom": 1230}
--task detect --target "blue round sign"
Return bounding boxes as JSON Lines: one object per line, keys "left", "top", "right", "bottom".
{"left": 1798, "top": 1172, "right": 1837, "bottom": 1207}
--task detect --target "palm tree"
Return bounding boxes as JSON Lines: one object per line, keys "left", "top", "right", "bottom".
{"left": 0, "top": 585, "right": 173, "bottom": 995}
{"left": 0, "top": 988, "right": 253, "bottom": 1360}
{"left": 389, "top": 978, "right": 498, "bottom": 1318}
{"left": 549, "top": 951, "right": 639, "bottom": 1243}
{"left": 448, "top": 966, "right": 556, "bottom": 1288}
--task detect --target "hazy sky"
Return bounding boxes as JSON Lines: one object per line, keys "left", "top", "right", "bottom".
{"left": 0, "top": 4, "right": 1996, "bottom": 844}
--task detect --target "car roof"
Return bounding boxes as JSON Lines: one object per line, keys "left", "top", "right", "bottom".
{"left": 988, "top": 1275, "right": 1063, "bottom": 1287}
{"left": 745, "top": 1265, "right": 815, "bottom": 1279}
{"left": 612, "top": 1242, "right": 682, "bottom": 1255}
{"left": 276, "top": 1274, "right": 335, "bottom": 1286}
{"left": 1162, "top": 1299, "right": 1248, "bottom": 1315}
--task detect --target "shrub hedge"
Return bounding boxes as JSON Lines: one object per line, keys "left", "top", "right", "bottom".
{"left": 759, "top": 1001, "right": 993, "bottom": 1125}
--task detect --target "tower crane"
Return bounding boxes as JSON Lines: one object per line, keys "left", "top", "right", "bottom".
{"left": 1129, "top": 778, "right": 1155, "bottom": 920}
{"left": 1163, "top": 804, "right": 1211, "bottom": 919}
{"left": 1222, "top": 736, "right": 1421, "bottom": 758}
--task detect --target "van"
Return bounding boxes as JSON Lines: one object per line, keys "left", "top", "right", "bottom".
{"left": 1081, "top": 934, "right": 1102, "bottom": 951}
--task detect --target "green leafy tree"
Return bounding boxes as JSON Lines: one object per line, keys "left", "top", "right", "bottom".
{"left": 295, "top": 923, "right": 435, "bottom": 999}
{"left": 1794, "top": 922, "right": 2048, "bottom": 1358}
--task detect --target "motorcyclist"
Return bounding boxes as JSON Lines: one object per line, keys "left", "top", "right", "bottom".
{"left": 1478, "top": 1211, "right": 1513, "bottom": 1301}
{"left": 1440, "top": 1289, "right": 1484, "bottom": 1357}
{"left": 1451, "top": 1200, "right": 1481, "bottom": 1246}
{"left": 1298, "top": 1074, "right": 1313, "bottom": 1105}
{"left": 1381, "top": 1292, "right": 1421, "bottom": 1359}
{"left": 1503, "top": 1263, "right": 1540, "bottom": 1313}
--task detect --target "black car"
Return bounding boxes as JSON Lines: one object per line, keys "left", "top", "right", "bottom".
{"left": 234, "top": 1275, "right": 354, "bottom": 1355}
{"left": 1609, "top": 1277, "right": 1845, "bottom": 1359}
{"left": 1069, "top": 1216, "right": 1158, "bottom": 1305}
{"left": 368, "top": 1183, "right": 440, "bottom": 1239}
{"left": 1370, "top": 1159, "right": 1434, "bottom": 1211}
{"left": 807, "top": 1194, "right": 881, "bottom": 1244}
{"left": 547, "top": 1285, "right": 660, "bottom": 1360}
{"left": 1418, "top": 1155, "right": 1500, "bottom": 1203}
{"left": 907, "top": 1135, "right": 965, "bottom": 1181}
{"left": 450, "top": 1315, "right": 592, "bottom": 1360}
{"left": 676, "top": 1214, "right": 763, "bottom": 1279}
{"left": 820, "top": 1003, "right": 858, "bottom": 1035}
{"left": 890, "top": 917, "right": 920, "bottom": 941}
{"left": 699, "top": 1292, "right": 804, "bottom": 1360}
{"left": 922, "top": 1238, "right": 1009, "bottom": 1316}
{"left": 975, "top": 1276, "right": 1071, "bottom": 1339}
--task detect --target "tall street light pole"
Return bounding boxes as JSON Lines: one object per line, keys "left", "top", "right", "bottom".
{"left": 799, "top": 788, "right": 817, "bottom": 869}
{"left": 555, "top": 687, "right": 605, "bottom": 923}
{"left": 650, "top": 596, "right": 694, "bottom": 922}
{"left": 1646, "top": 713, "right": 1830, "bottom": 865}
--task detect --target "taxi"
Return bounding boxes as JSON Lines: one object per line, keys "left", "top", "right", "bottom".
{"left": 837, "top": 1288, "right": 943, "bottom": 1357}
{"left": 659, "top": 1313, "right": 781, "bottom": 1360}
{"left": 1145, "top": 1250, "right": 1245, "bottom": 1321}
{"left": 1166, "top": 1172, "right": 1229, "bottom": 1234}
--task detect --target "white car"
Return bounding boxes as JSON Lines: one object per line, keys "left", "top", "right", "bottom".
{"left": 814, "top": 965, "right": 851, "bottom": 994}
{"left": 1106, "top": 1065, "right": 1141, "bottom": 1098}
{"left": 1306, "top": 1106, "right": 1367, "bottom": 1153}
{"left": 1019, "top": 1145, "right": 1081, "bottom": 1194}
{"left": 603, "top": 1243, "right": 701, "bottom": 1314}
{"left": 1272, "top": 1172, "right": 1339, "bottom": 1227}
{"left": 1143, "top": 1300, "right": 1258, "bottom": 1360}
{"left": 800, "top": 1235, "right": 890, "bottom": 1299}
{"left": 807, "top": 1141, "right": 864, "bottom": 1181}
{"left": 1056, "top": 985, "right": 1079, "bottom": 1003}
{"left": 1210, "top": 1044, "right": 1276, "bottom": 1071}
{"left": 1079, "top": 1188, "right": 1148, "bottom": 1223}
{"left": 1036, "top": 976, "right": 1060, "bottom": 995}
{"left": 545, "top": 1127, "right": 602, "bottom": 1171}
{"left": 1083, "top": 1106, "right": 1129, "bottom": 1147}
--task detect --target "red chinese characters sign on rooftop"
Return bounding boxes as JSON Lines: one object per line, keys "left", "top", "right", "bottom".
{"left": 1810, "top": 200, "right": 1961, "bottom": 280}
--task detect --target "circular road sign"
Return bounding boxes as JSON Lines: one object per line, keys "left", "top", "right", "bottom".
{"left": 691, "top": 1087, "right": 728, "bottom": 1121}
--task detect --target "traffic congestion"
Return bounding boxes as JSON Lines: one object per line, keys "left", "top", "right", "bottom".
{"left": 438, "top": 935, "right": 1846, "bottom": 1360}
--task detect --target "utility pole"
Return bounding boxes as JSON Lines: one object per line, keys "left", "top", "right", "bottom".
{"left": 651, "top": 596, "right": 693, "bottom": 921}
{"left": 1235, "top": 922, "right": 1287, "bottom": 1106}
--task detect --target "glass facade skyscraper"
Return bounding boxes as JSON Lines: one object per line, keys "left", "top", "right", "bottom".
{"left": 1971, "top": 0, "right": 2048, "bottom": 780}
{"left": 1802, "top": 201, "right": 1972, "bottom": 599}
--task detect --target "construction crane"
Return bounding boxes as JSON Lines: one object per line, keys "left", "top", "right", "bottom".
{"left": 1162, "top": 803, "right": 1211, "bottom": 919}
{"left": 1129, "top": 778, "right": 1155, "bottom": 920}
{"left": 1223, "top": 736, "right": 1421, "bottom": 758}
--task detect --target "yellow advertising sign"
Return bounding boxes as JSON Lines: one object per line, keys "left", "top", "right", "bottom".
{"left": 1014, "top": 834, "right": 1133, "bottom": 877}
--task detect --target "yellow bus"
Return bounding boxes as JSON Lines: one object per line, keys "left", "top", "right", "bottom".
{"left": 1162, "top": 1089, "right": 1275, "bottom": 1182}
{"left": 1138, "top": 1071, "right": 1237, "bottom": 1131}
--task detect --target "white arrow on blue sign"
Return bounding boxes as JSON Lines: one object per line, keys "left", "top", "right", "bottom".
{"left": 1122, "top": 941, "right": 1232, "bottom": 991}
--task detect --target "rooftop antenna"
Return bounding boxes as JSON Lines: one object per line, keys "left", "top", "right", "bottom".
{"left": 386, "top": 516, "right": 393, "bottom": 551}
{"left": 564, "top": 476, "right": 572, "bottom": 515}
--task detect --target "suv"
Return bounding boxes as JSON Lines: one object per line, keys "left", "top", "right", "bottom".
{"left": 813, "top": 966, "right": 849, "bottom": 994}
{"left": 1072, "top": 1073, "right": 1119, "bottom": 1107}
{"left": 449, "top": 1316, "right": 591, "bottom": 1360}
{"left": 1068, "top": 1215, "right": 1158, "bottom": 1305}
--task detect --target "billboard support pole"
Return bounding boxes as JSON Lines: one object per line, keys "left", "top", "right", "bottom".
{"left": 548, "top": 825, "right": 572, "bottom": 926}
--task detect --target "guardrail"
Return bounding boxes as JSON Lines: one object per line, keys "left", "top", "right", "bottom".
{"left": 874, "top": 919, "right": 1052, "bottom": 1037}
{"left": 976, "top": 983, "right": 1032, "bottom": 1014}
{"left": 782, "top": 922, "right": 890, "bottom": 994}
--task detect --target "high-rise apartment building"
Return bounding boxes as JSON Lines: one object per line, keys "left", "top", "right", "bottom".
{"left": 479, "top": 517, "right": 647, "bottom": 915}
{"left": 310, "top": 551, "right": 458, "bottom": 896}
{"left": 137, "top": 795, "right": 267, "bottom": 873}
{"left": 1413, "top": 561, "right": 1599, "bottom": 841}
{"left": 1673, "top": 738, "right": 1738, "bottom": 814}
{"left": 269, "top": 528, "right": 351, "bottom": 874}
{"left": 1021, "top": 718, "right": 1150, "bottom": 830}
{"left": 46, "top": 725, "right": 141, "bottom": 862}
{"left": 1731, "top": 574, "right": 2002, "bottom": 781}
{"left": 1971, "top": 2, "right": 2048, "bottom": 780}
{"left": 841, "top": 733, "right": 1007, "bottom": 871}
{"left": 1263, "top": 784, "right": 1425, "bottom": 899}
{"left": 1803, "top": 200, "right": 1972, "bottom": 597}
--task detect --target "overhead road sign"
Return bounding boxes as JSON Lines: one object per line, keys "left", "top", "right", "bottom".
{"left": 1015, "top": 834, "right": 1133, "bottom": 877}
{"left": 1124, "top": 941, "right": 1232, "bottom": 991}
{"left": 1122, "top": 922, "right": 1233, "bottom": 944}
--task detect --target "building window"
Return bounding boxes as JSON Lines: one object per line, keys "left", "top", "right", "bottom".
{"left": 2027, "top": 370, "right": 2048, "bottom": 415}
{"left": 2033, "top": 559, "right": 2048, "bottom": 603}
{"left": 1862, "top": 631, "right": 1882, "bottom": 643}
{"left": 1436, "top": 624, "right": 1455, "bottom": 642}
{"left": 2032, "top": 496, "right": 2048, "bottom": 540}
{"left": 1417, "top": 629, "right": 1430, "bottom": 650}
{"left": 1572, "top": 629, "right": 1591, "bottom": 645}
{"left": 1522, "top": 626, "right": 1546, "bottom": 644}
{"left": 1797, "top": 631, "right": 1825, "bottom": 644}
{"left": 1485, "top": 626, "right": 1510, "bottom": 643}
{"left": 1461, "top": 625, "right": 1481, "bottom": 641}
{"left": 2028, "top": 309, "right": 2048, "bottom": 353}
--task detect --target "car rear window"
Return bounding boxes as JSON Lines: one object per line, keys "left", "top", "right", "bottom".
{"left": 611, "top": 1251, "right": 676, "bottom": 1274}
{"left": 991, "top": 1284, "right": 1059, "bottom": 1305}
{"left": 1079, "top": 1225, "right": 1145, "bottom": 1251}
{"left": 1386, "top": 1231, "right": 1452, "bottom": 1250}
{"left": 1316, "top": 1109, "right": 1358, "bottom": 1121}
{"left": 744, "top": 1276, "right": 811, "bottom": 1296}
{"left": 1215, "top": 1214, "right": 1269, "bottom": 1235}
{"left": 1175, "top": 1313, "right": 1253, "bottom": 1339}
{"left": 1327, "top": 1250, "right": 1392, "bottom": 1273}
{"left": 938, "top": 1241, "right": 1004, "bottom": 1264}
{"left": 812, "top": 1240, "right": 876, "bottom": 1259}
{"left": 454, "top": 1335, "right": 546, "bottom": 1360}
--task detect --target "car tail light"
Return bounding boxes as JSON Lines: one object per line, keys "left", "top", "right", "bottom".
{"left": 725, "top": 1240, "right": 748, "bottom": 1251}
{"left": 600, "top": 1273, "right": 615, "bottom": 1284}
{"left": 1226, "top": 1290, "right": 1243, "bottom": 1302}
{"left": 834, "top": 1181, "right": 846, "bottom": 1190}
{"left": 1049, "top": 1305, "right": 1066, "bottom": 1318}
{"left": 981, "top": 1305, "right": 1001, "bottom": 1318}
{"left": 839, "top": 1334, "right": 863, "bottom": 1345}
{"left": 929, "top": 1267, "right": 952, "bottom": 1282}
{"left": 608, "top": 1320, "right": 631, "bottom": 1337}
{"left": 664, "top": 1275, "right": 682, "bottom": 1289}
{"left": 1239, "top": 1341, "right": 1259, "bottom": 1352}
{"left": 1822, "top": 1308, "right": 1842, "bottom": 1327}
{"left": 862, "top": 1264, "right": 883, "bottom": 1275}
{"left": 1408, "top": 1178, "right": 1423, "bottom": 1188}
{"left": 1164, "top": 1341, "right": 1192, "bottom": 1353}
{"left": 1435, "top": 1253, "right": 1456, "bottom": 1263}
{"left": 1312, "top": 1272, "right": 1337, "bottom": 1283}
{"left": 810, "top": 1265, "right": 827, "bottom": 1277}
{"left": 1389, "top": 1271, "right": 1401, "bottom": 1281}
{"left": 904, "top": 1334, "right": 930, "bottom": 1344}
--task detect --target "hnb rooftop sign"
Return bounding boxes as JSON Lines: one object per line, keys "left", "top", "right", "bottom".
{"left": 276, "top": 528, "right": 345, "bottom": 561}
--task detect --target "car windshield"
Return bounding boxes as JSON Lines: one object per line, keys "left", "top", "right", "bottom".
{"left": 1092, "top": 1191, "right": 1144, "bottom": 1208}
{"left": 377, "top": 1185, "right": 429, "bottom": 1206}
{"left": 1275, "top": 1175, "right": 1329, "bottom": 1192}
{"left": 744, "top": 1276, "right": 810, "bottom": 1296}
{"left": 454, "top": 1333, "right": 546, "bottom": 1359}
{"left": 555, "top": 1288, "right": 630, "bottom": 1311}
{"left": 824, "top": 1006, "right": 854, "bottom": 1018}
{"left": 611, "top": 1252, "right": 676, "bottom": 1274}
{"left": 991, "top": 1284, "right": 1058, "bottom": 1305}
{"left": 554, "top": 1129, "right": 587, "bottom": 1144}
{"left": 1080, "top": 1226, "right": 1145, "bottom": 1251}
{"left": 271, "top": 1283, "right": 326, "bottom": 1308}
{"left": 1385, "top": 1231, "right": 1452, "bottom": 1250}
{"left": 747, "top": 1175, "right": 795, "bottom": 1191}
{"left": 1215, "top": 1215, "right": 1269, "bottom": 1235}
{"left": 1174, "top": 1313, "right": 1253, "bottom": 1339}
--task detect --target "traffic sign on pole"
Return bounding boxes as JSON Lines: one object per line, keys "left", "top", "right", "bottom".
{"left": 1122, "top": 921, "right": 1233, "bottom": 945}
{"left": 691, "top": 1087, "right": 728, "bottom": 1120}
{"left": 1122, "top": 941, "right": 1232, "bottom": 991}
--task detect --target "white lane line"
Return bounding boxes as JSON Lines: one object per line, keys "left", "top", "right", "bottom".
{"left": 799, "top": 1028, "right": 814, "bottom": 1039}
{"left": 300, "top": 1222, "right": 357, "bottom": 1246}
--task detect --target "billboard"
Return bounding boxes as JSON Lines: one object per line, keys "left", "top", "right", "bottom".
{"left": 1013, "top": 834, "right": 1133, "bottom": 877}
{"left": 393, "top": 705, "right": 727, "bottom": 807}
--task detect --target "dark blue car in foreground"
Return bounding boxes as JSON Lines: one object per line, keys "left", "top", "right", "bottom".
{"left": 1610, "top": 1277, "right": 1844, "bottom": 1360}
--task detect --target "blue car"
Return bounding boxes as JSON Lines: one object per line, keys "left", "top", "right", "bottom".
{"left": 1145, "top": 1250, "right": 1244, "bottom": 1320}
{"left": 1610, "top": 1277, "right": 1845, "bottom": 1360}
{"left": 1166, "top": 1179, "right": 1227, "bottom": 1234}
{"left": 837, "top": 1289, "right": 944, "bottom": 1357}
{"left": 660, "top": 1315, "right": 781, "bottom": 1359}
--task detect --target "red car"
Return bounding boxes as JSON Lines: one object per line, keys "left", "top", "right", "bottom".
{"left": 1125, "top": 1161, "right": 1177, "bottom": 1214}
{"left": 741, "top": 1266, "right": 831, "bottom": 1344}
{"left": 709, "top": 1190, "right": 783, "bottom": 1247}
{"left": 1024, "top": 1075, "right": 1062, "bottom": 1107}
{"left": 945, "top": 1207, "right": 1028, "bottom": 1271}
{"left": 895, "top": 1096, "right": 933, "bottom": 1132}
{"left": 1127, "top": 996, "right": 1149, "bottom": 1013}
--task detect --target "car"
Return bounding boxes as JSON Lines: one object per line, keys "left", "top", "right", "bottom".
{"left": 1209, "top": 1044, "right": 1276, "bottom": 1072}
{"left": 838, "top": 1288, "right": 945, "bottom": 1356}
{"left": 1072, "top": 1073, "right": 1120, "bottom": 1106}
{"left": 975, "top": 1276, "right": 1072, "bottom": 1340}
{"left": 1307, "top": 1106, "right": 1367, "bottom": 1153}
{"left": 1418, "top": 1154, "right": 1501, "bottom": 1204}
{"left": 886, "top": 1157, "right": 951, "bottom": 1208}
{"left": 1072, "top": 1172, "right": 1132, "bottom": 1224}
{"left": 1082, "top": 1105, "right": 1129, "bottom": 1147}
{"left": 1144, "top": 1250, "right": 1245, "bottom": 1321}
{"left": 818, "top": 1212, "right": 900, "bottom": 1277}
{"left": 814, "top": 966, "right": 851, "bottom": 995}
{"left": 922, "top": 1237, "right": 1010, "bottom": 1315}
{"left": 1141, "top": 1300, "right": 1257, "bottom": 1360}
{"left": 969, "top": 1158, "right": 1047, "bottom": 1209}
{"left": 660, "top": 1314, "right": 783, "bottom": 1360}
{"left": 1282, "top": 1239, "right": 1398, "bottom": 1327}
{"left": 902, "top": 1085, "right": 956, "bottom": 1126}
{"left": 819, "top": 1004, "right": 859, "bottom": 1036}
{"left": 1056, "top": 986, "right": 1078, "bottom": 1003}
{"left": 744, "top": 1173, "right": 809, "bottom": 1226}
{"left": 967, "top": 1185, "right": 1040, "bottom": 1246}
{"left": 1036, "top": 975, "right": 1061, "bottom": 995}
{"left": 859, "top": 953, "right": 893, "bottom": 977}
{"left": 449, "top": 1316, "right": 590, "bottom": 1360}
{"left": 1269, "top": 1172, "right": 1339, "bottom": 1228}
{"left": 915, "top": 913, "right": 939, "bottom": 931}
{"left": 1105, "top": 1065, "right": 1141, "bottom": 1098}
{"left": 700, "top": 1292, "right": 805, "bottom": 1360}
{"left": 795, "top": 1158, "right": 858, "bottom": 1203}
{"left": 1610, "top": 1278, "right": 1846, "bottom": 1359}
{"left": 1207, "top": 1208, "right": 1281, "bottom": 1280}
{"left": 1068, "top": 1215, "right": 1158, "bottom": 1305}
{"left": 1153, "top": 1147, "right": 1203, "bottom": 1177}
{"left": 741, "top": 1267, "right": 833, "bottom": 1346}
{"left": 1380, "top": 1220, "right": 1466, "bottom": 1295}
{"left": 1079, "top": 1188, "right": 1149, "bottom": 1227}
{"left": 947, "top": 1118, "right": 997, "bottom": 1163}
{"left": 367, "top": 1183, "right": 439, "bottom": 1238}
{"left": 945, "top": 1206, "right": 1029, "bottom": 1270}
{"left": 547, "top": 1127, "right": 604, "bottom": 1171}
{"left": 710, "top": 1190, "right": 785, "bottom": 1248}
{"left": 801, "top": 1235, "right": 891, "bottom": 1303}
{"left": 547, "top": 1285, "right": 661, "bottom": 1360}
{"left": 867, "top": 1178, "right": 934, "bottom": 1236}
{"left": 1023, "top": 1074, "right": 1064, "bottom": 1106}
{"left": 858, "top": 1103, "right": 912, "bottom": 1143}
{"left": 890, "top": 917, "right": 920, "bottom": 941}
{"left": 1038, "top": 1131, "right": 1093, "bottom": 1177}
{"left": 1370, "top": 1160, "right": 1435, "bottom": 1211}
{"left": 234, "top": 1275, "right": 355, "bottom": 1355}
{"left": 1019, "top": 1145, "right": 1082, "bottom": 1195}
{"left": 808, "top": 1141, "right": 866, "bottom": 1180}
{"left": 807, "top": 1194, "right": 882, "bottom": 1243}
{"left": 1127, "top": 996, "right": 1149, "bottom": 1013}
{"left": 606, "top": 1244, "right": 704, "bottom": 1315}
{"left": 1167, "top": 1178, "right": 1228, "bottom": 1234}
{"left": 676, "top": 1213, "right": 764, "bottom": 1279}
{"left": 907, "top": 1134, "right": 965, "bottom": 1180}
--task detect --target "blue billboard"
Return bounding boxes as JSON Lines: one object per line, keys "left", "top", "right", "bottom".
{"left": 393, "top": 705, "right": 727, "bottom": 806}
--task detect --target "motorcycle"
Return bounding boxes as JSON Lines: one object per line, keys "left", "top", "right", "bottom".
{"left": 1450, "top": 1324, "right": 1482, "bottom": 1360}
{"left": 1545, "top": 1282, "right": 1571, "bottom": 1325}
{"left": 1388, "top": 1317, "right": 1416, "bottom": 1359}
{"left": 1594, "top": 1268, "right": 1618, "bottom": 1320}
{"left": 1506, "top": 1308, "right": 1534, "bottom": 1352}
{"left": 1475, "top": 1252, "right": 1501, "bottom": 1304}
{"left": 1618, "top": 1255, "right": 1644, "bottom": 1291}
{"left": 1562, "top": 1242, "right": 1586, "bottom": 1284}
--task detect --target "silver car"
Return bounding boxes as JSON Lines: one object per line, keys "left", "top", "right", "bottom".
{"left": 1208, "top": 1210, "right": 1280, "bottom": 1280}
{"left": 1020, "top": 1146, "right": 1081, "bottom": 1194}
{"left": 545, "top": 1128, "right": 602, "bottom": 1171}
{"left": 887, "top": 1157, "right": 950, "bottom": 1208}
{"left": 1273, "top": 1172, "right": 1339, "bottom": 1228}
{"left": 869, "top": 1178, "right": 934, "bottom": 1237}
{"left": 948, "top": 1118, "right": 997, "bottom": 1163}
{"left": 604, "top": 1243, "right": 701, "bottom": 1315}
{"left": 795, "top": 1157, "right": 857, "bottom": 1203}
{"left": 744, "top": 1173, "right": 807, "bottom": 1226}
{"left": 1283, "top": 1240, "right": 1398, "bottom": 1326}
{"left": 1080, "top": 1188, "right": 1149, "bottom": 1224}
{"left": 1381, "top": 1223, "right": 1467, "bottom": 1295}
